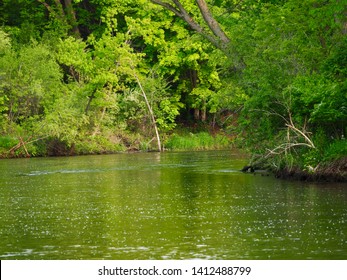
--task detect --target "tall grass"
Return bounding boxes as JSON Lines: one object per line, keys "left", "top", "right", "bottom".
{"left": 164, "top": 132, "right": 231, "bottom": 151}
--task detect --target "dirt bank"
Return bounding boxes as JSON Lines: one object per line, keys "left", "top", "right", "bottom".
{"left": 274, "top": 157, "right": 347, "bottom": 182}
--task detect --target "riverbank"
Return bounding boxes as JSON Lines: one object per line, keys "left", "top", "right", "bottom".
{"left": 2, "top": 131, "right": 346, "bottom": 183}
{"left": 273, "top": 157, "right": 347, "bottom": 182}
{"left": 0, "top": 130, "right": 234, "bottom": 158}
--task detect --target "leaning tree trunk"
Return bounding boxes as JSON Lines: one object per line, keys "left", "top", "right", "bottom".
{"left": 134, "top": 74, "right": 162, "bottom": 152}
{"left": 150, "top": 0, "right": 231, "bottom": 55}
{"left": 64, "top": 0, "right": 80, "bottom": 37}
{"left": 195, "top": 0, "right": 230, "bottom": 45}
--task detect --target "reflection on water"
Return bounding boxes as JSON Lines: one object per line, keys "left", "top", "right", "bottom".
{"left": 0, "top": 151, "right": 346, "bottom": 259}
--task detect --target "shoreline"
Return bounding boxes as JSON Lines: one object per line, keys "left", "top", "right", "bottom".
{"left": 2, "top": 147, "right": 346, "bottom": 183}
{"left": 273, "top": 157, "right": 347, "bottom": 183}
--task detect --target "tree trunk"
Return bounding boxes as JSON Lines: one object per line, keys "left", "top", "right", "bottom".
{"left": 134, "top": 74, "right": 162, "bottom": 151}
{"left": 201, "top": 104, "right": 206, "bottom": 122}
{"left": 53, "top": 0, "right": 65, "bottom": 18}
{"left": 194, "top": 108, "right": 200, "bottom": 120}
{"left": 36, "top": 0, "right": 80, "bottom": 37}
{"left": 64, "top": 0, "right": 80, "bottom": 37}
{"left": 195, "top": 0, "right": 230, "bottom": 45}
{"left": 150, "top": 0, "right": 231, "bottom": 55}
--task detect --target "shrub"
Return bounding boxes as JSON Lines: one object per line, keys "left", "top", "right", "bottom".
{"left": 323, "top": 139, "right": 347, "bottom": 162}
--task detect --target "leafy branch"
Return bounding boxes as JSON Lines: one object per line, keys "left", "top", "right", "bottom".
{"left": 150, "top": 0, "right": 231, "bottom": 54}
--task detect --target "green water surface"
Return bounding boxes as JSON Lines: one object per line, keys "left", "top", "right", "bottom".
{"left": 0, "top": 151, "right": 346, "bottom": 259}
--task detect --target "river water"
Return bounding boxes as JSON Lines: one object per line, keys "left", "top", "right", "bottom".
{"left": 0, "top": 150, "right": 346, "bottom": 259}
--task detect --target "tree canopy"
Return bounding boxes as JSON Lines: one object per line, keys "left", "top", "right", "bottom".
{"left": 0, "top": 0, "right": 346, "bottom": 177}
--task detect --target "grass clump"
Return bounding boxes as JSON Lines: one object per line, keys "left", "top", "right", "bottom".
{"left": 164, "top": 132, "right": 231, "bottom": 151}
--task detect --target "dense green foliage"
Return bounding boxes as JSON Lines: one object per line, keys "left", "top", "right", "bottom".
{"left": 164, "top": 131, "right": 230, "bottom": 150}
{"left": 0, "top": 0, "right": 345, "bottom": 178}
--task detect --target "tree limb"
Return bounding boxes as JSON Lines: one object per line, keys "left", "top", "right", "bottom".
{"left": 195, "top": 0, "right": 230, "bottom": 44}
{"left": 36, "top": 0, "right": 80, "bottom": 37}
{"left": 150, "top": 0, "right": 231, "bottom": 53}
{"left": 36, "top": 0, "right": 64, "bottom": 19}
{"left": 36, "top": 0, "right": 53, "bottom": 13}
{"left": 285, "top": 123, "right": 315, "bottom": 149}
{"left": 150, "top": 0, "right": 182, "bottom": 17}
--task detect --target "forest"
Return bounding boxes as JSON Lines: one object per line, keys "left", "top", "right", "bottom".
{"left": 0, "top": 0, "right": 346, "bottom": 180}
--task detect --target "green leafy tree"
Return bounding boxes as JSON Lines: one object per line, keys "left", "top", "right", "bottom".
{"left": 0, "top": 42, "right": 62, "bottom": 126}
{"left": 237, "top": 0, "right": 346, "bottom": 169}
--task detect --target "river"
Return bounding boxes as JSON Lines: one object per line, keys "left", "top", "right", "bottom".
{"left": 0, "top": 150, "right": 346, "bottom": 259}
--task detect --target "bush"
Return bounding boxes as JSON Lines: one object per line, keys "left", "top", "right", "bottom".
{"left": 0, "top": 136, "right": 17, "bottom": 149}
{"left": 323, "top": 139, "right": 347, "bottom": 162}
{"left": 0, "top": 136, "right": 16, "bottom": 156}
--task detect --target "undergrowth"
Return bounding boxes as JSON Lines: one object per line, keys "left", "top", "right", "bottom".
{"left": 164, "top": 132, "right": 232, "bottom": 151}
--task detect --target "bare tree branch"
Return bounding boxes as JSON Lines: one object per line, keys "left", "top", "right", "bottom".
{"left": 285, "top": 123, "right": 315, "bottom": 149}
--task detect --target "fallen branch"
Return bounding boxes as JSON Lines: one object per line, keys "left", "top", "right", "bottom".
{"left": 8, "top": 136, "right": 32, "bottom": 157}
{"left": 265, "top": 142, "right": 315, "bottom": 157}
{"left": 7, "top": 135, "right": 49, "bottom": 158}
